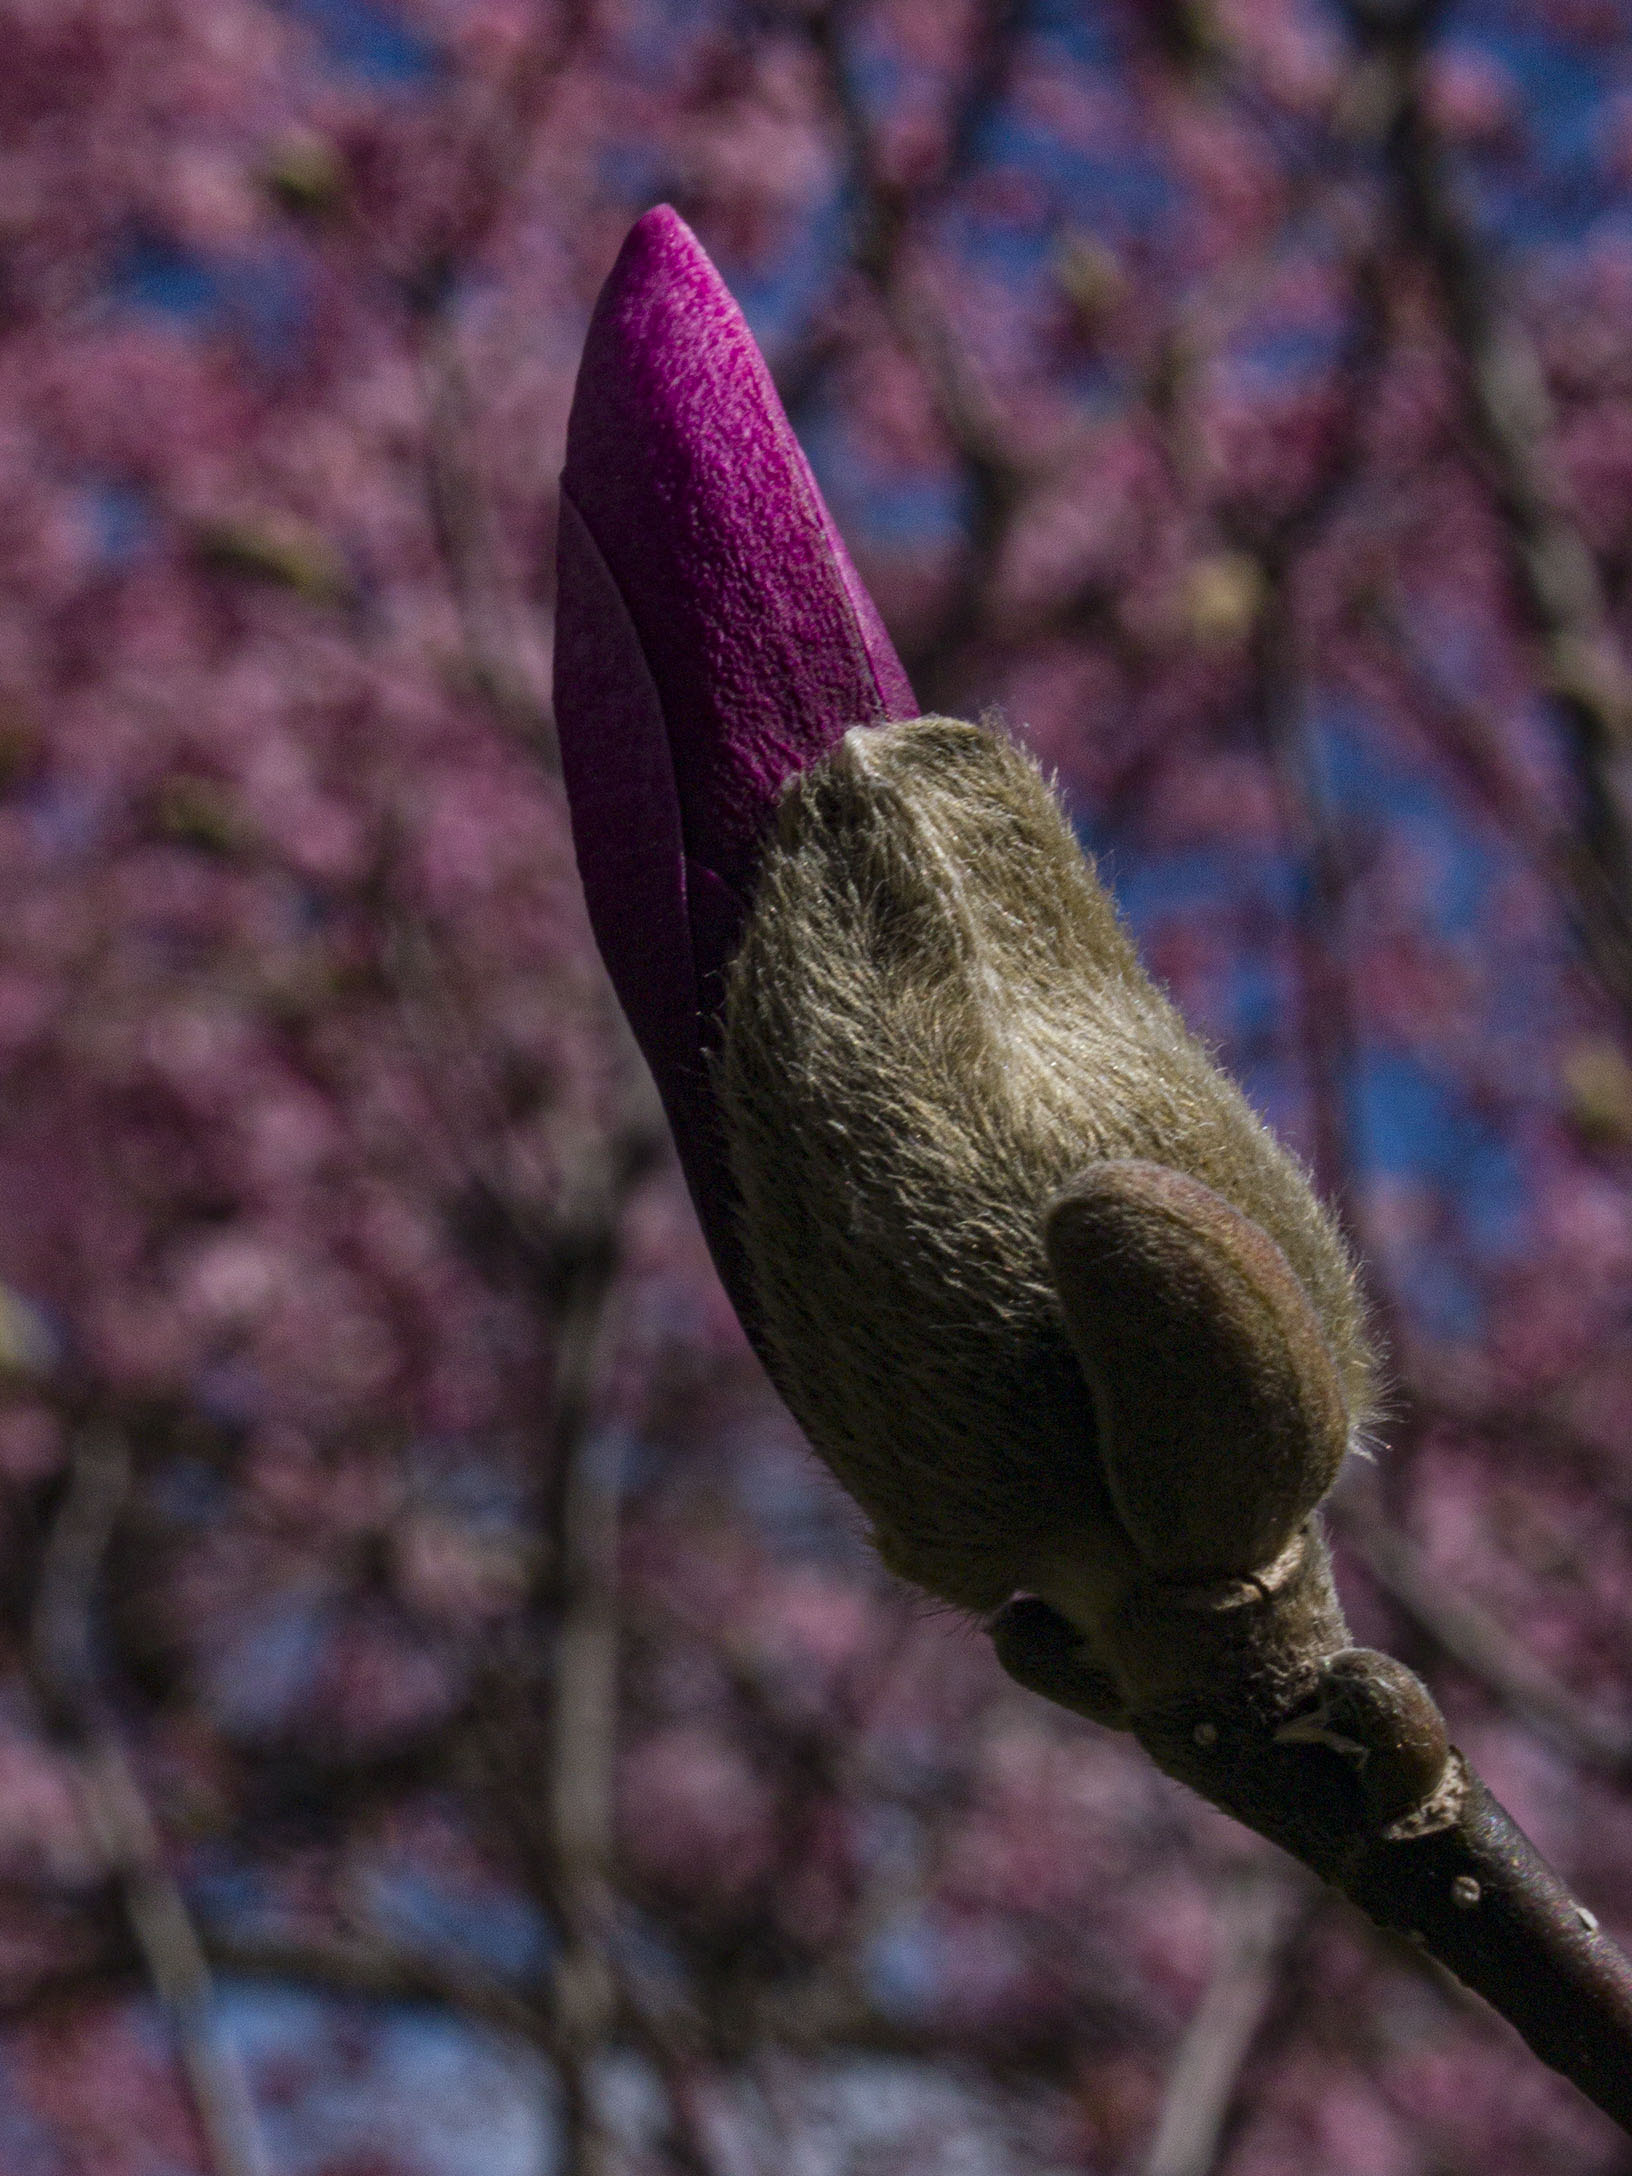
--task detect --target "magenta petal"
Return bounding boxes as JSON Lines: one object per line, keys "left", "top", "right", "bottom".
{"left": 554, "top": 495, "right": 697, "bottom": 1093}
{"left": 553, "top": 493, "right": 749, "bottom": 1308}
{"left": 554, "top": 205, "right": 916, "bottom": 1320}
{"left": 558, "top": 204, "right": 914, "bottom": 936}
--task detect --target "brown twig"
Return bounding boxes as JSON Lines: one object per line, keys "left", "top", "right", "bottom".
{"left": 32, "top": 1430, "right": 274, "bottom": 2176}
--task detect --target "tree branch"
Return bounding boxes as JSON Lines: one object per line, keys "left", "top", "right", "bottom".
{"left": 1329, "top": 1482, "right": 1632, "bottom": 1778}
{"left": 796, "top": 0, "right": 1032, "bottom": 704}
{"left": 1142, "top": 1868, "right": 1312, "bottom": 2176}
{"left": 32, "top": 1430, "right": 274, "bottom": 2176}
{"left": 404, "top": 1, "right": 597, "bottom": 769}
{"left": 1090, "top": 12, "right": 1632, "bottom": 2129}
{"left": 1341, "top": 0, "right": 1632, "bottom": 1006}
{"left": 203, "top": 1925, "right": 554, "bottom": 2045}
{"left": 419, "top": 316, "right": 559, "bottom": 762}
{"left": 545, "top": 1411, "right": 623, "bottom": 2176}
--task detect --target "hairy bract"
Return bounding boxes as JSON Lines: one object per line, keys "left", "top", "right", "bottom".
{"left": 719, "top": 716, "right": 1374, "bottom": 1614}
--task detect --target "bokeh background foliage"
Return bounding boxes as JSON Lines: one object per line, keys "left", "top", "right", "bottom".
{"left": 3, "top": 0, "right": 1632, "bottom": 2169}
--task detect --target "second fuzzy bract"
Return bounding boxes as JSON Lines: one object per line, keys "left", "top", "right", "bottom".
{"left": 720, "top": 716, "right": 1376, "bottom": 1615}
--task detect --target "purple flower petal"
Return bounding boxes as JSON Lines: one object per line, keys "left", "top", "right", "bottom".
{"left": 554, "top": 205, "right": 916, "bottom": 1319}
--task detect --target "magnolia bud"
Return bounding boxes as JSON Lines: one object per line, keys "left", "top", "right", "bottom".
{"left": 557, "top": 211, "right": 1632, "bottom": 2131}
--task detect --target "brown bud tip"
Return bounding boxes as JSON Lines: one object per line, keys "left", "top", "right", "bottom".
{"left": 1276, "top": 1647, "right": 1450, "bottom": 1825}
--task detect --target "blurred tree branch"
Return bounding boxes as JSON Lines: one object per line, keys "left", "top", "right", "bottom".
{"left": 404, "top": 1, "right": 598, "bottom": 767}
{"left": 545, "top": 1402, "right": 624, "bottom": 2176}
{"left": 205, "top": 1924, "right": 555, "bottom": 2044}
{"left": 331, "top": 11, "right": 718, "bottom": 2161}
{"left": 1112, "top": 0, "right": 1632, "bottom": 2132}
{"left": 1340, "top": 0, "right": 1632, "bottom": 1009}
{"left": 420, "top": 316, "right": 559, "bottom": 760}
{"left": 1329, "top": 1477, "right": 1632, "bottom": 1778}
{"left": 791, "top": 0, "right": 1032, "bottom": 704}
{"left": 31, "top": 1430, "right": 273, "bottom": 2176}
{"left": 1141, "top": 1867, "right": 1313, "bottom": 2176}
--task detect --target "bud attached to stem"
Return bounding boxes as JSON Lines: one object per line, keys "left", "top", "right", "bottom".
{"left": 554, "top": 204, "right": 1632, "bottom": 2137}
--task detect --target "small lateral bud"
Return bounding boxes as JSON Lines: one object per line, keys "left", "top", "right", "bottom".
{"left": 1276, "top": 1647, "right": 1450, "bottom": 1824}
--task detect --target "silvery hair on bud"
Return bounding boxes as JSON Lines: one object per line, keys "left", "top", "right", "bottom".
{"left": 720, "top": 716, "right": 1376, "bottom": 1620}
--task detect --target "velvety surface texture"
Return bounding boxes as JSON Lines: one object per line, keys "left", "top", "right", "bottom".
{"left": 554, "top": 204, "right": 917, "bottom": 1314}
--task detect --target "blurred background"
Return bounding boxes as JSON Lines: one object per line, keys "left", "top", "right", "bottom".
{"left": 2, "top": 0, "right": 1632, "bottom": 2169}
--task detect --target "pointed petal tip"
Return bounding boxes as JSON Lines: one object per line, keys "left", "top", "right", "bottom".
{"left": 621, "top": 200, "right": 705, "bottom": 269}
{"left": 581, "top": 205, "right": 706, "bottom": 345}
{"left": 560, "top": 210, "right": 914, "bottom": 895}
{"left": 565, "top": 205, "right": 738, "bottom": 463}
